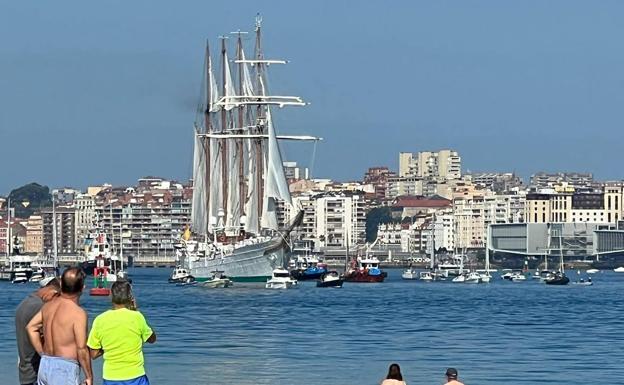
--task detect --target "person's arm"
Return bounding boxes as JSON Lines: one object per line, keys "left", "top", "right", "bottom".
{"left": 146, "top": 330, "right": 156, "bottom": 344}
{"left": 26, "top": 310, "right": 44, "bottom": 355}
{"left": 89, "top": 348, "right": 104, "bottom": 359}
{"left": 74, "top": 310, "right": 93, "bottom": 385}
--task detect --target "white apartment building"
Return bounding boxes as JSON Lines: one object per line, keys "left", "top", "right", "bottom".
{"left": 399, "top": 150, "right": 461, "bottom": 180}
{"left": 283, "top": 193, "right": 367, "bottom": 250}
{"left": 75, "top": 194, "right": 97, "bottom": 248}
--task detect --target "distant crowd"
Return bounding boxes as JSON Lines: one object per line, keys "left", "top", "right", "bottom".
{"left": 15, "top": 268, "right": 464, "bottom": 385}
{"left": 15, "top": 267, "right": 155, "bottom": 385}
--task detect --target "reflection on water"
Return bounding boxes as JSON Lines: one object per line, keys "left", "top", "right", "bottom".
{"left": 1, "top": 268, "right": 622, "bottom": 384}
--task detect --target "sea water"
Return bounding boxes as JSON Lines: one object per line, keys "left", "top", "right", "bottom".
{"left": 1, "top": 268, "right": 622, "bottom": 384}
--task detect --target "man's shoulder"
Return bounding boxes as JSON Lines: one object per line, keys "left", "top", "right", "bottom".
{"left": 16, "top": 293, "right": 43, "bottom": 314}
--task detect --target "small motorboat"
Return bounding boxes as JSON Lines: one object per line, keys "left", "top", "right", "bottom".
{"left": 451, "top": 274, "right": 465, "bottom": 283}
{"left": 401, "top": 267, "right": 417, "bottom": 280}
{"left": 510, "top": 272, "right": 527, "bottom": 282}
{"left": 479, "top": 272, "right": 492, "bottom": 283}
{"left": 316, "top": 271, "right": 344, "bottom": 288}
{"left": 201, "top": 271, "right": 233, "bottom": 288}
{"left": 501, "top": 269, "right": 514, "bottom": 280}
{"left": 544, "top": 272, "right": 570, "bottom": 285}
{"left": 343, "top": 256, "right": 387, "bottom": 283}
{"left": 419, "top": 271, "right": 434, "bottom": 281}
{"left": 586, "top": 269, "right": 599, "bottom": 274}
{"left": 572, "top": 278, "right": 593, "bottom": 286}
{"left": 169, "top": 266, "right": 195, "bottom": 284}
{"left": 29, "top": 268, "right": 45, "bottom": 283}
{"left": 266, "top": 268, "right": 298, "bottom": 289}
{"left": 12, "top": 272, "right": 29, "bottom": 284}
{"left": 613, "top": 266, "right": 624, "bottom": 273}
{"left": 464, "top": 272, "right": 482, "bottom": 284}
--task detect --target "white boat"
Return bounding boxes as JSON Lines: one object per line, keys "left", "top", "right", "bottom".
{"left": 187, "top": 17, "right": 316, "bottom": 283}
{"left": 464, "top": 272, "right": 482, "bottom": 284}
{"left": 265, "top": 268, "right": 298, "bottom": 289}
{"left": 201, "top": 271, "right": 233, "bottom": 288}
{"left": 401, "top": 268, "right": 417, "bottom": 280}
{"left": 12, "top": 272, "right": 28, "bottom": 284}
{"left": 169, "top": 266, "right": 195, "bottom": 284}
{"left": 29, "top": 268, "right": 45, "bottom": 283}
{"left": 586, "top": 269, "right": 599, "bottom": 274}
{"left": 510, "top": 272, "right": 527, "bottom": 282}
{"left": 419, "top": 271, "right": 434, "bottom": 281}
{"left": 572, "top": 279, "right": 593, "bottom": 286}
{"left": 614, "top": 267, "right": 624, "bottom": 273}
{"left": 451, "top": 274, "right": 465, "bottom": 283}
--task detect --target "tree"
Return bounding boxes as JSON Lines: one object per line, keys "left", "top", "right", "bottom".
{"left": 8, "top": 183, "right": 52, "bottom": 218}
{"left": 365, "top": 207, "right": 394, "bottom": 242}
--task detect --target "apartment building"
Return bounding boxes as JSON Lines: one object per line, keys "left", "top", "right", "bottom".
{"left": 41, "top": 207, "right": 77, "bottom": 255}
{"left": 399, "top": 150, "right": 461, "bottom": 180}
{"left": 25, "top": 215, "right": 43, "bottom": 254}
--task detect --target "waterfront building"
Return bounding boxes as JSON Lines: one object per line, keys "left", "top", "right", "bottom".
{"left": 282, "top": 192, "right": 366, "bottom": 250}
{"left": 24, "top": 215, "right": 43, "bottom": 254}
{"left": 525, "top": 185, "right": 623, "bottom": 224}
{"left": 41, "top": 207, "right": 77, "bottom": 255}
{"left": 398, "top": 149, "right": 461, "bottom": 180}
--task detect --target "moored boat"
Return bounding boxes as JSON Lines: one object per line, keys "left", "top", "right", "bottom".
{"left": 544, "top": 272, "right": 570, "bottom": 285}
{"left": 401, "top": 267, "right": 417, "bottom": 280}
{"left": 316, "top": 271, "right": 344, "bottom": 288}
{"left": 343, "top": 256, "right": 387, "bottom": 283}
{"left": 12, "top": 271, "right": 28, "bottom": 284}
{"left": 614, "top": 266, "right": 624, "bottom": 273}
{"left": 169, "top": 266, "right": 195, "bottom": 284}
{"left": 419, "top": 271, "right": 434, "bottom": 281}
{"left": 464, "top": 272, "right": 482, "bottom": 283}
{"left": 586, "top": 268, "right": 599, "bottom": 274}
{"left": 266, "top": 268, "right": 298, "bottom": 289}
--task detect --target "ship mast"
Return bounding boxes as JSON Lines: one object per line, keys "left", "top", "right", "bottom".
{"left": 254, "top": 15, "right": 264, "bottom": 222}
{"left": 235, "top": 32, "right": 247, "bottom": 222}
{"left": 220, "top": 37, "right": 229, "bottom": 225}
{"left": 204, "top": 41, "right": 212, "bottom": 235}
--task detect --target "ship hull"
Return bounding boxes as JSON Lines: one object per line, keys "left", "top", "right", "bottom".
{"left": 190, "top": 238, "right": 286, "bottom": 282}
{"left": 343, "top": 271, "right": 387, "bottom": 283}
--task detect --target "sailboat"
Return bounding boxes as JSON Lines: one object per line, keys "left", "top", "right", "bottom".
{"left": 545, "top": 226, "right": 569, "bottom": 285}
{"left": 187, "top": 16, "right": 316, "bottom": 282}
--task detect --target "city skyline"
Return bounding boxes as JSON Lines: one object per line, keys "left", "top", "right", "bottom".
{"left": 2, "top": 1, "right": 624, "bottom": 193}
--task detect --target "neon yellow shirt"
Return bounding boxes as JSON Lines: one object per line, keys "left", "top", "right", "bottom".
{"left": 87, "top": 308, "right": 153, "bottom": 381}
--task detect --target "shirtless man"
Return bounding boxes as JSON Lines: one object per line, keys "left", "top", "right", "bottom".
{"left": 26, "top": 268, "right": 93, "bottom": 385}
{"left": 444, "top": 368, "right": 465, "bottom": 385}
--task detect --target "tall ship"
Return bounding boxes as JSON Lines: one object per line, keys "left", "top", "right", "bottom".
{"left": 187, "top": 16, "right": 317, "bottom": 282}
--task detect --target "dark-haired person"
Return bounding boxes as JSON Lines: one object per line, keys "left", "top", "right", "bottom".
{"left": 381, "top": 363, "right": 407, "bottom": 385}
{"left": 26, "top": 267, "right": 93, "bottom": 385}
{"left": 444, "top": 368, "right": 464, "bottom": 385}
{"left": 87, "top": 281, "right": 156, "bottom": 385}
{"left": 15, "top": 276, "right": 60, "bottom": 385}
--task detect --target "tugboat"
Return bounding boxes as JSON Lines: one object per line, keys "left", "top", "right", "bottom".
{"left": 266, "top": 268, "right": 298, "bottom": 289}
{"left": 316, "top": 271, "right": 344, "bottom": 288}
{"left": 343, "top": 256, "right": 387, "bottom": 283}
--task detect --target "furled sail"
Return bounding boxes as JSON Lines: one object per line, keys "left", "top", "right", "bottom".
{"left": 240, "top": 50, "right": 255, "bottom": 97}
{"left": 261, "top": 107, "right": 291, "bottom": 230}
{"left": 208, "top": 138, "right": 223, "bottom": 232}
{"left": 208, "top": 53, "right": 220, "bottom": 113}
{"left": 243, "top": 136, "right": 259, "bottom": 234}
{"left": 226, "top": 137, "right": 240, "bottom": 229}
{"left": 223, "top": 52, "right": 237, "bottom": 111}
{"left": 191, "top": 131, "right": 207, "bottom": 234}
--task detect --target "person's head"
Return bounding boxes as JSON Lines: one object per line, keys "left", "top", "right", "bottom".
{"left": 111, "top": 281, "right": 133, "bottom": 308}
{"left": 445, "top": 368, "right": 458, "bottom": 381}
{"left": 38, "top": 276, "right": 61, "bottom": 302}
{"left": 386, "top": 363, "right": 403, "bottom": 381}
{"left": 61, "top": 267, "right": 86, "bottom": 296}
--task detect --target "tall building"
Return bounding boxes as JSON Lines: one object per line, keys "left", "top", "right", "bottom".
{"left": 363, "top": 166, "right": 395, "bottom": 201}
{"left": 529, "top": 172, "right": 595, "bottom": 191}
{"left": 283, "top": 161, "right": 310, "bottom": 181}
{"left": 75, "top": 194, "right": 97, "bottom": 248}
{"left": 42, "top": 207, "right": 77, "bottom": 255}
{"left": 399, "top": 150, "right": 461, "bottom": 180}
{"left": 283, "top": 192, "right": 366, "bottom": 250}
{"left": 25, "top": 215, "right": 43, "bottom": 254}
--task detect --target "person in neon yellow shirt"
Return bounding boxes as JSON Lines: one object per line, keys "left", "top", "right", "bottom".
{"left": 87, "top": 281, "right": 156, "bottom": 385}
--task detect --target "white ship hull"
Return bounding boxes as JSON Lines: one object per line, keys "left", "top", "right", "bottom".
{"left": 189, "top": 237, "right": 286, "bottom": 282}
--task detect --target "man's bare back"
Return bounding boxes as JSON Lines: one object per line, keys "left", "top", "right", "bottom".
{"left": 41, "top": 297, "right": 87, "bottom": 360}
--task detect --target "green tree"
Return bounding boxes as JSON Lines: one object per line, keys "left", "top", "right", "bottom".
{"left": 8, "top": 183, "right": 52, "bottom": 218}
{"left": 365, "top": 207, "right": 394, "bottom": 242}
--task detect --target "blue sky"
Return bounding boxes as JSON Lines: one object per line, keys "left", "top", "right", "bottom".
{"left": 1, "top": 1, "right": 623, "bottom": 194}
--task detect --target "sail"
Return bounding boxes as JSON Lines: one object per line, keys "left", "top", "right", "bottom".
{"left": 240, "top": 49, "right": 255, "bottom": 97}
{"left": 226, "top": 137, "right": 241, "bottom": 229}
{"left": 261, "top": 108, "right": 291, "bottom": 230}
{"left": 208, "top": 138, "right": 223, "bottom": 232}
{"left": 208, "top": 53, "right": 220, "bottom": 113}
{"left": 191, "top": 132, "right": 207, "bottom": 234}
{"left": 243, "top": 137, "right": 259, "bottom": 234}
{"left": 223, "top": 52, "right": 237, "bottom": 111}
